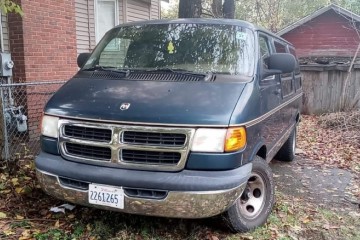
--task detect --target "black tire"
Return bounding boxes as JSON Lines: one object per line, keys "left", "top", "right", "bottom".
{"left": 275, "top": 127, "right": 297, "bottom": 162}
{"left": 223, "top": 156, "right": 275, "bottom": 233}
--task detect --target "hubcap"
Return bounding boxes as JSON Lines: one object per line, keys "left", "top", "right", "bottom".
{"left": 239, "top": 173, "right": 266, "bottom": 219}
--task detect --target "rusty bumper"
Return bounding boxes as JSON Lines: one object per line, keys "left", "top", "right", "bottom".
{"left": 36, "top": 169, "right": 247, "bottom": 218}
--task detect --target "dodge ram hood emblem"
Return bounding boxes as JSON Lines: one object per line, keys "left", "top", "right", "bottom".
{"left": 120, "top": 103, "right": 131, "bottom": 111}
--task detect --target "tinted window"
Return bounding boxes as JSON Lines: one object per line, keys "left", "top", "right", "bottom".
{"left": 289, "top": 48, "right": 297, "bottom": 58}
{"left": 259, "top": 35, "right": 271, "bottom": 69}
{"left": 274, "top": 42, "right": 287, "bottom": 53}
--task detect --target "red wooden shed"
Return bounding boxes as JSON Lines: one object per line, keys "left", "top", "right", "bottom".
{"left": 278, "top": 4, "right": 360, "bottom": 58}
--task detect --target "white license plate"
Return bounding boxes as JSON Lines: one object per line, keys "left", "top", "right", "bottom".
{"left": 88, "top": 184, "right": 124, "bottom": 209}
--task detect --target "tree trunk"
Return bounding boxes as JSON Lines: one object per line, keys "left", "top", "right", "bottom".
{"left": 223, "top": 0, "right": 235, "bottom": 19}
{"left": 178, "top": 0, "right": 202, "bottom": 18}
{"left": 212, "top": 0, "right": 222, "bottom": 18}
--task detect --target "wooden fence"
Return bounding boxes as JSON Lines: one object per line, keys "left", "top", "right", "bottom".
{"left": 300, "top": 64, "right": 360, "bottom": 114}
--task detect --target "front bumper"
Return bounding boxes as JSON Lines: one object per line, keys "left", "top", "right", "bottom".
{"left": 35, "top": 152, "right": 251, "bottom": 218}
{"left": 37, "top": 170, "right": 247, "bottom": 218}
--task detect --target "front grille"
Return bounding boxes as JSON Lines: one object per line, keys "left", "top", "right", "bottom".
{"left": 121, "top": 149, "right": 181, "bottom": 165}
{"left": 64, "top": 125, "right": 112, "bottom": 142}
{"left": 59, "top": 120, "right": 193, "bottom": 171}
{"left": 65, "top": 143, "right": 111, "bottom": 161}
{"left": 122, "top": 131, "right": 186, "bottom": 146}
{"left": 59, "top": 177, "right": 89, "bottom": 190}
{"left": 124, "top": 188, "right": 168, "bottom": 200}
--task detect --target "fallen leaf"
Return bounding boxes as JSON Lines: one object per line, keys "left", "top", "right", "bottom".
{"left": 3, "top": 230, "right": 15, "bottom": 236}
{"left": 19, "top": 229, "right": 31, "bottom": 240}
{"left": 0, "top": 212, "right": 7, "bottom": 219}
{"left": 323, "top": 224, "right": 330, "bottom": 230}
{"left": 16, "top": 187, "right": 24, "bottom": 194}
{"left": 11, "top": 178, "right": 19, "bottom": 186}
{"left": 55, "top": 220, "right": 60, "bottom": 228}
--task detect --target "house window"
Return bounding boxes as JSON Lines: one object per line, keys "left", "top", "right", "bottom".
{"left": 95, "top": 0, "right": 118, "bottom": 43}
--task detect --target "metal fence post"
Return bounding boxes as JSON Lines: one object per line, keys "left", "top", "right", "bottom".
{"left": 0, "top": 86, "right": 10, "bottom": 161}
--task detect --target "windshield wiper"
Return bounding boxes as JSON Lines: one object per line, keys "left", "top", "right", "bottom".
{"left": 145, "top": 68, "right": 214, "bottom": 81}
{"left": 83, "top": 66, "right": 130, "bottom": 76}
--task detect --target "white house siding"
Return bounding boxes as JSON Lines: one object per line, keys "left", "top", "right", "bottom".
{"left": 75, "top": 0, "right": 161, "bottom": 54}
{"left": 1, "top": 13, "right": 10, "bottom": 52}
{"left": 75, "top": 0, "right": 96, "bottom": 54}
{"left": 127, "top": 0, "right": 151, "bottom": 22}
{"left": 150, "top": 0, "right": 160, "bottom": 20}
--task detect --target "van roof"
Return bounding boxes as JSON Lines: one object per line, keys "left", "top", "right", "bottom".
{"left": 114, "top": 18, "right": 293, "bottom": 46}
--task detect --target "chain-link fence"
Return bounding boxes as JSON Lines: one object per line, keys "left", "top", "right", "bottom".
{"left": 0, "top": 81, "right": 66, "bottom": 161}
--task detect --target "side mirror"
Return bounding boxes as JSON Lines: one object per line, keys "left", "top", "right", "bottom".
{"left": 262, "top": 53, "right": 296, "bottom": 79}
{"left": 77, "top": 53, "right": 91, "bottom": 68}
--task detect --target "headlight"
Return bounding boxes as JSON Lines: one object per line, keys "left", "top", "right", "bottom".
{"left": 191, "top": 127, "right": 247, "bottom": 153}
{"left": 41, "top": 115, "right": 59, "bottom": 138}
{"left": 191, "top": 129, "right": 227, "bottom": 152}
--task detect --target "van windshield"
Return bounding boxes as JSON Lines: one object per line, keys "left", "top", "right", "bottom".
{"left": 82, "top": 23, "right": 255, "bottom": 76}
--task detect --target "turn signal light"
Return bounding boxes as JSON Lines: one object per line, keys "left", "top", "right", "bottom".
{"left": 225, "top": 127, "right": 247, "bottom": 152}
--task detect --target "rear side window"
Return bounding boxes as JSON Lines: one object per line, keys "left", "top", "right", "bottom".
{"left": 289, "top": 48, "right": 297, "bottom": 58}
{"left": 274, "top": 41, "right": 287, "bottom": 53}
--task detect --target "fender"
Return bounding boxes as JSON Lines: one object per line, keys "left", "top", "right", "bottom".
{"left": 248, "top": 139, "right": 267, "bottom": 163}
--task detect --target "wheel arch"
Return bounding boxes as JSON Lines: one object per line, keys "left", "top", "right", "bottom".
{"left": 249, "top": 141, "right": 267, "bottom": 162}
{"left": 295, "top": 111, "right": 301, "bottom": 124}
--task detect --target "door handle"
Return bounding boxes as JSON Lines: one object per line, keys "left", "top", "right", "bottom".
{"left": 274, "top": 89, "right": 281, "bottom": 95}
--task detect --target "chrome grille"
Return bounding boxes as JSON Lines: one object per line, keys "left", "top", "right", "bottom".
{"left": 64, "top": 125, "right": 112, "bottom": 142}
{"left": 122, "top": 131, "right": 186, "bottom": 146}
{"left": 65, "top": 143, "right": 111, "bottom": 161}
{"left": 59, "top": 120, "right": 195, "bottom": 172}
{"left": 121, "top": 149, "right": 181, "bottom": 165}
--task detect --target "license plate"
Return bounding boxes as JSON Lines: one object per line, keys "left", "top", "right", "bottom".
{"left": 88, "top": 184, "right": 124, "bottom": 209}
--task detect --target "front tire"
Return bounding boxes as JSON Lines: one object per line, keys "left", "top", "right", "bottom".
{"left": 223, "top": 156, "right": 275, "bottom": 233}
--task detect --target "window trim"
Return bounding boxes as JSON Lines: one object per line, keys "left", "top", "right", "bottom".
{"left": 258, "top": 33, "right": 275, "bottom": 81}
{"left": 94, "top": 0, "right": 119, "bottom": 43}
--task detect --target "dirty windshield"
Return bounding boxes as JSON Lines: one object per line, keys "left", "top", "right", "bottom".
{"left": 82, "top": 23, "right": 255, "bottom": 76}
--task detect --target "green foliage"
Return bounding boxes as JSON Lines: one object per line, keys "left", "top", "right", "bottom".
{"left": 0, "top": 0, "right": 23, "bottom": 16}
{"left": 161, "top": 0, "right": 179, "bottom": 19}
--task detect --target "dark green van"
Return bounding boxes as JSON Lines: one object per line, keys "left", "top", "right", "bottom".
{"left": 36, "top": 18, "right": 302, "bottom": 232}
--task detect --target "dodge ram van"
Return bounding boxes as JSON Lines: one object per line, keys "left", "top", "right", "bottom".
{"left": 36, "top": 19, "right": 302, "bottom": 232}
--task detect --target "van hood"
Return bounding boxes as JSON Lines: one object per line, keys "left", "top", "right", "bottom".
{"left": 45, "top": 77, "right": 246, "bottom": 126}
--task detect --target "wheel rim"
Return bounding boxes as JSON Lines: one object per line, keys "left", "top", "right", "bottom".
{"left": 239, "top": 173, "right": 266, "bottom": 219}
{"left": 292, "top": 129, "right": 297, "bottom": 155}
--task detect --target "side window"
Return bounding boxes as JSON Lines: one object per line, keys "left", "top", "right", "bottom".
{"left": 274, "top": 42, "right": 287, "bottom": 53}
{"left": 259, "top": 35, "right": 271, "bottom": 69}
